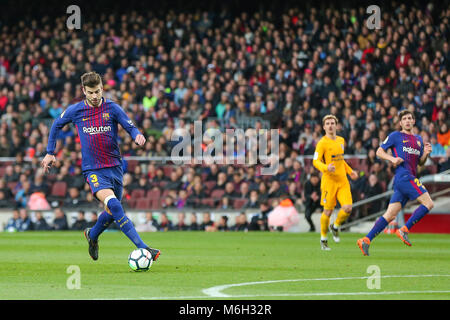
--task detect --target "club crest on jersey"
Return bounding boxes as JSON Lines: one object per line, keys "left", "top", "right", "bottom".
{"left": 417, "top": 141, "right": 421, "bottom": 147}
{"left": 102, "top": 113, "right": 110, "bottom": 121}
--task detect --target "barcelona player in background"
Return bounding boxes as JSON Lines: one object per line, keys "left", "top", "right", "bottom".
{"left": 357, "top": 110, "right": 434, "bottom": 256}
{"left": 313, "top": 115, "right": 359, "bottom": 251}
{"left": 41, "top": 72, "right": 161, "bottom": 262}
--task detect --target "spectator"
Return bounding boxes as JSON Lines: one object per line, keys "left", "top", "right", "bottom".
{"left": 303, "top": 172, "right": 321, "bottom": 232}
{"left": 268, "top": 195, "right": 300, "bottom": 232}
{"left": 244, "top": 190, "right": 260, "bottom": 209}
{"left": 52, "top": 208, "right": 68, "bottom": 231}
{"left": 232, "top": 212, "right": 249, "bottom": 232}
{"left": 248, "top": 202, "right": 271, "bottom": 231}
{"left": 71, "top": 210, "right": 88, "bottom": 230}
{"left": 438, "top": 148, "right": 450, "bottom": 172}
{"left": 200, "top": 212, "right": 214, "bottom": 231}
{"left": 188, "top": 213, "right": 200, "bottom": 231}
{"left": 158, "top": 213, "right": 173, "bottom": 232}
{"left": 0, "top": 190, "right": 9, "bottom": 208}
{"left": 209, "top": 215, "right": 229, "bottom": 232}
{"left": 5, "top": 209, "right": 21, "bottom": 232}
{"left": 0, "top": 179, "right": 13, "bottom": 200}
{"left": 161, "top": 195, "right": 176, "bottom": 209}
{"left": 136, "top": 212, "right": 159, "bottom": 232}
{"left": 174, "top": 212, "right": 188, "bottom": 231}
{"left": 15, "top": 180, "right": 31, "bottom": 208}
{"left": 361, "top": 174, "right": 383, "bottom": 215}
{"left": 18, "top": 208, "right": 33, "bottom": 231}
{"left": 33, "top": 212, "right": 51, "bottom": 231}
{"left": 165, "top": 171, "right": 182, "bottom": 190}
{"left": 64, "top": 187, "right": 85, "bottom": 208}
{"left": 87, "top": 212, "right": 98, "bottom": 228}
{"left": 430, "top": 135, "right": 446, "bottom": 157}
{"left": 437, "top": 123, "right": 450, "bottom": 147}
{"left": 218, "top": 196, "right": 232, "bottom": 210}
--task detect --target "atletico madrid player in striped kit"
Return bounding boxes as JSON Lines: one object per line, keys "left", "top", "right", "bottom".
{"left": 41, "top": 72, "right": 160, "bottom": 262}
{"left": 357, "top": 110, "right": 434, "bottom": 256}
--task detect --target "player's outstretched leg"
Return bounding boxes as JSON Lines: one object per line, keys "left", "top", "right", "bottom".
{"left": 395, "top": 226, "right": 412, "bottom": 246}
{"left": 105, "top": 195, "right": 161, "bottom": 262}
{"left": 356, "top": 216, "right": 389, "bottom": 256}
{"left": 396, "top": 198, "right": 433, "bottom": 246}
{"left": 357, "top": 237, "right": 371, "bottom": 256}
{"left": 357, "top": 203, "right": 401, "bottom": 256}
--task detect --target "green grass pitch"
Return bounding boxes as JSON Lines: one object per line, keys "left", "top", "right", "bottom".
{"left": 1, "top": 231, "right": 449, "bottom": 300}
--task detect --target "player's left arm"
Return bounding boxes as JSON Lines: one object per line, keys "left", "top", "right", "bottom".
{"left": 341, "top": 137, "right": 358, "bottom": 180}
{"left": 419, "top": 140, "right": 432, "bottom": 166}
{"left": 113, "top": 103, "right": 146, "bottom": 146}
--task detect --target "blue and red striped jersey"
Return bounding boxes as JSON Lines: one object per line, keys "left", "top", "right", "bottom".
{"left": 46, "top": 98, "right": 141, "bottom": 172}
{"left": 380, "top": 131, "right": 424, "bottom": 178}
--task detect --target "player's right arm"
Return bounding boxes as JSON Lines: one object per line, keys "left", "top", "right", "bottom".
{"left": 41, "top": 106, "right": 74, "bottom": 173}
{"left": 313, "top": 140, "right": 333, "bottom": 173}
{"left": 377, "top": 132, "right": 403, "bottom": 167}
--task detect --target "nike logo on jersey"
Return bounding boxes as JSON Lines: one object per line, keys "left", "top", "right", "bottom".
{"left": 402, "top": 140, "right": 409, "bottom": 143}
{"left": 82, "top": 118, "right": 89, "bottom": 121}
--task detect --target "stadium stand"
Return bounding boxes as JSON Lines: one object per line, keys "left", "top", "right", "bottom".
{"left": 0, "top": 0, "right": 448, "bottom": 230}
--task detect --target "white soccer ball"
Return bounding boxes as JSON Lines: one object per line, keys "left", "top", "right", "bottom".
{"left": 128, "top": 248, "right": 153, "bottom": 272}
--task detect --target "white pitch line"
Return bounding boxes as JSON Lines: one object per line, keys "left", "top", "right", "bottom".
{"left": 97, "top": 274, "right": 450, "bottom": 300}
{"left": 202, "top": 274, "right": 450, "bottom": 298}
{"left": 100, "top": 290, "right": 450, "bottom": 300}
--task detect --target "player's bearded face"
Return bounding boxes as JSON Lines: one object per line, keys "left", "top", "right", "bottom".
{"left": 83, "top": 84, "right": 103, "bottom": 107}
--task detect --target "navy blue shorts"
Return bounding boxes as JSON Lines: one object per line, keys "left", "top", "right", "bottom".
{"left": 83, "top": 165, "right": 123, "bottom": 201}
{"left": 390, "top": 175, "right": 427, "bottom": 208}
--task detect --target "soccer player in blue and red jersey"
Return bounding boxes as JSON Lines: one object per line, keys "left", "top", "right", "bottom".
{"left": 357, "top": 110, "right": 434, "bottom": 256}
{"left": 41, "top": 72, "right": 160, "bottom": 262}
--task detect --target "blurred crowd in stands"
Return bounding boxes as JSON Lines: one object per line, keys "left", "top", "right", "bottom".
{"left": 4, "top": 207, "right": 269, "bottom": 233}
{"left": 0, "top": 0, "right": 449, "bottom": 225}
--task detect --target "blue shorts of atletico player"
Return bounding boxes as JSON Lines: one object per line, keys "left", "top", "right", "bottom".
{"left": 84, "top": 165, "right": 123, "bottom": 201}
{"left": 390, "top": 174, "right": 427, "bottom": 208}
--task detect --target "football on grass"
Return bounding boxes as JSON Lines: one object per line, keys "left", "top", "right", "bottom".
{"left": 128, "top": 248, "right": 153, "bottom": 272}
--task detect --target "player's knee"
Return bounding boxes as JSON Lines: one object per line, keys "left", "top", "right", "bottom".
{"left": 425, "top": 201, "right": 434, "bottom": 211}
{"left": 383, "top": 213, "right": 395, "bottom": 223}
{"left": 323, "top": 210, "right": 333, "bottom": 217}
{"left": 104, "top": 195, "right": 120, "bottom": 211}
{"left": 343, "top": 205, "right": 352, "bottom": 214}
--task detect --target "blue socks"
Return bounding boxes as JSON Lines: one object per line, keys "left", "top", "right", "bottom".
{"left": 366, "top": 216, "right": 389, "bottom": 241}
{"left": 405, "top": 204, "right": 429, "bottom": 230}
{"left": 365, "top": 205, "right": 429, "bottom": 242}
{"left": 106, "top": 197, "right": 148, "bottom": 249}
{"left": 89, "top": 211, "right": 114, "bottom": 241}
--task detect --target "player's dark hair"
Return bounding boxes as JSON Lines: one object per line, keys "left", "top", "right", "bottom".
{"left": 398, "top": 109, "right": 415, "bottom": 120}
{"left": 81, "top": 72, "right": 102, "bottom": 88}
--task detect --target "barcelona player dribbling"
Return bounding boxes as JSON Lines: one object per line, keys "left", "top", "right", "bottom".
{"left": 357, "top": 110, "right": 434, "bottom": 256}
{"left": 41, "top": 72, "right": 161, "bottom": 262}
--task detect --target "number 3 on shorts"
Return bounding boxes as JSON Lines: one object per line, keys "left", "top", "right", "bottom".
{"left": 90, "top": 174, "right": 98, "bottom": 183}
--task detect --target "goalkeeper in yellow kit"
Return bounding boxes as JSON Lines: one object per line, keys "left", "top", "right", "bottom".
{"left": 313, "top": 115, "right": 358, "bottom": 250}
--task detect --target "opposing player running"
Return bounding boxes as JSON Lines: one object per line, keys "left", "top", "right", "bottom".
{"left": 313, "top": 115, "right": 358, "bottom": 251}
{"left": 41, "top": 72, "right": 160, "bottom": 262}
{"left": 357, "top": 110, "right": 433, "bottom": 256}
